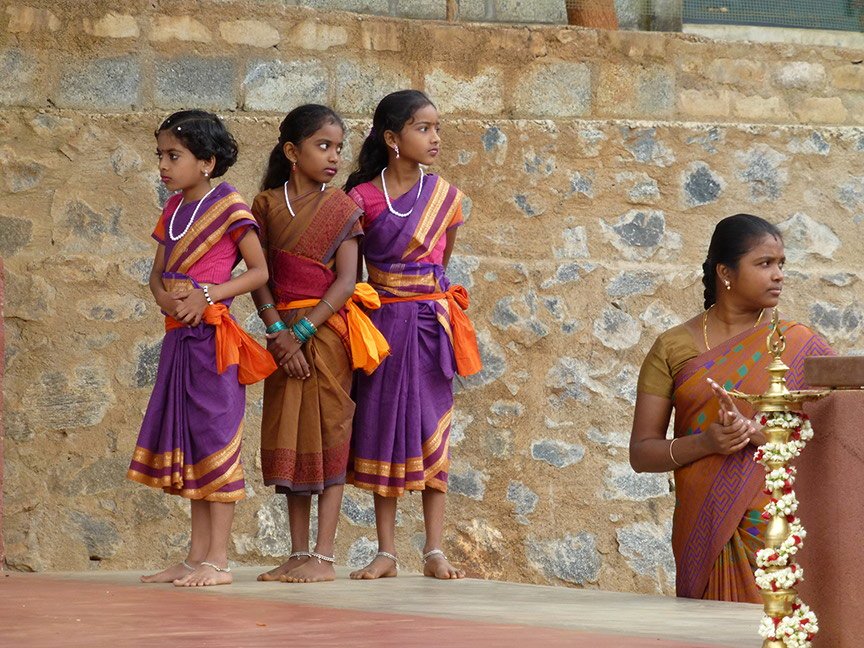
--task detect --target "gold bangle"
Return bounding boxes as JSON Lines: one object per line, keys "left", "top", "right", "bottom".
{"left": 669, "top": 438, "right": 683, "bottom": 468}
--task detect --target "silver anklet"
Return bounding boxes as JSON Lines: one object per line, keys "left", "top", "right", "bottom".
{"left": 182, "top": 560, "right": 195, "bottom": 571}
{"left": 200, "top": 561, "right": 231, "bottom": 573}
{"left": 289, "top": 551, "right": 311, "bottom": 560}
{"left": 376, "top": 551, "right": 399, "bottom": 567}
{"left": 422, "top": 549, "right": 446, "bottom": 563}
{"left": 310, "top": 551, "right": 335, "bottom": 564}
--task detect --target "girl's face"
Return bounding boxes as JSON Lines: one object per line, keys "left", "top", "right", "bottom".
{"left": 391, "top": 104, "right": 441, "bottom": 166}
{"left": 721, "top": 234, "right": 785, "bottom": 309}
{"left": 156, "top": 130, "right": 213, "bottom": 193}
{"left": 284, "top": 121, "right": 344, "bottom": 186}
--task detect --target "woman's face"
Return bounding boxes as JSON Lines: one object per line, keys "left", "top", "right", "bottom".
{"left": 721, "top": 234, "right": 785, "bottom": 309}
{"left": 156, "top": 130, "right": 212, "bottom": 192}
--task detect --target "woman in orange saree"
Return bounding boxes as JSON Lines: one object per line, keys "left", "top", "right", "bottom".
{"left": 630, "top": 214, "right": 832, "bottom": 602}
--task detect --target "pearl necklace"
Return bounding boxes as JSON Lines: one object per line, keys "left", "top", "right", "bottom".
{"left": 283, "top": 181, "right": 325, "bottom": 219}
{"left": 381, "top": 166, "right": 424, "bottom": 218}
{"left": 168, "top": 185, "right": 218, "bottom": 242}
{"left": 702, "top": 305, "right": 765, "bottom": 351}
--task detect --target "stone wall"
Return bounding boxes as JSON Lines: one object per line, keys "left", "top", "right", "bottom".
{"left": 2, "top": 1, "right": 863, "bottom": 595}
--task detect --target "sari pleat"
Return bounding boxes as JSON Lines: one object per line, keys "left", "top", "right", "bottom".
{"left": 253, "top": 187, "right": 364, "bottom": 495}
{"left": 671, "top": 321, "right": 832, "bottom": 601}
{"left": 127, "top": 183, "right": 262, "bottom": 502}
{"left": 347, "top": 174, "right": 478, "bottom": 497}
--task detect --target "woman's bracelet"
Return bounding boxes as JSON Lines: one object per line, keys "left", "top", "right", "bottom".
{"left": 202, "top": 284, "right": 214, "bottom": 306}
{"left": 320, "top": 298, "right": 337, "bottom": 315}
{"left": 291, "top": 318, "right": 317, "bottom": 344}
{"left": 669, "top": 437, "right": 683, "bottom": 468}
{"left": 266, "top": 320, "right": 288, "bottom": 335}
{"left": 257, "top": 303, "right": 275, "bottom": 315}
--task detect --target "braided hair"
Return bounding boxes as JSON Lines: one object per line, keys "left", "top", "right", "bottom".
{"left": 344, "top": 90, "right": 434, "bottom": 193}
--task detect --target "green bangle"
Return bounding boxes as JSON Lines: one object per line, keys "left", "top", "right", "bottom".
{"left": 291, "top": 323, "right": 311, "bottom": 343}
{"left": 266, "top": 320, "right": 288, "bottom": 335}
{"left": 297, "top": 317, "right": 317, "bottom": 335}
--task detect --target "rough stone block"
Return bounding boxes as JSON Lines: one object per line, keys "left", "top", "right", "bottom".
{"left": 396, "top": 0, "right": 447, "bottom": 19}
{"left": 776, "top": 212, "right": 840, "bottom": 262}
{"left": 359, "top": 21, "right": 402, "bottom": 51}
{"left": 513, "top": 61, "right": 590, "bottom": 118}
{"left": 219, "top": 20, "right": 280, "bottom": 48}
{"left": 449, "top": 461, "right": 489, "bottom": 500}
{"left": 592, "top": 306, "right": 641, "bottom": 350}
{"left": 831, "top": 65, "right": 864, "bottom": 92}
{"left": 456, "top": 0, "right": 489, "bottom": 21}
{"left": 22, "top": 365, "right": 114, "bottom": 430}
{"left": 494, "top": 0, "right": 566, "bottom": 23}
{"left": 681, "top": 161, "right": 724, "bottom": 207}
{"left": 530, "top": 438, "right": 585, "bottom": 468}
{"left": 735, "top": 144, "right": 788, "bottom": 203}
{"left": 288, "top": 19, "right": 348, "bottom": 50}
{"left": 156, "top": 57, "right": 236, "bottom": 110}
{"left": 604, "top": 462, "right": 669, "bottom": 500}
{"left": 0, "top": 216, "right": 33, "bottom": 256}
{"left": 82, "top": 12, "right": 139, "bottom": 39}
{"left": 55, "top": 56, "right": 140, "bottom": 109}
{"left": 616, "top": 521, "right": 675, "bottom": 591}
{"left": 297, "top": 0, "right": 389, "bottom": 13}
{"left": 242, "top": 59, "right": 328, "bottom": 111}
{"left": 525, "top": 533, "right": 601, "bottom": 585}
{"left": 636, "top": 67, "right": 675, "bottom": 117}
{"left": 149, "top": 15, "right": 212, "bottom": 43}
{"left": 334, "top": 58, "right": 411, "bottom": 115}
{"left": 793, "top": 96, "right": 849, "bottom": 124}
{"left": 0, "top": 49, "right": 43, "bottom": 106}
{"left": 677, "top": 88, "right": 732, "bottom": 119}
{"left": 425, "top": 67, "right": 504, "bottom": 115}
{"left": 705, "top": 58, "right": 765, "bottom": 86}
{"left": 733, "top": 95, "right": 791, "bottom": 122}
{"left": 6, "top": 5, "right": 59, "bottom": 32}
{"left": 773, "top": 61, "right": 826, "bottom": 90}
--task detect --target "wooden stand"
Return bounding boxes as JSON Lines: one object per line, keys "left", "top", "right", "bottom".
{"left": 796, "top": 357, "right": 864, "bottom": 647}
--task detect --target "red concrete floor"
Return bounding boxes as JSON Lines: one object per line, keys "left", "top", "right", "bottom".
{"left": 0, "top": 572, "right": 721, "bottom": 648}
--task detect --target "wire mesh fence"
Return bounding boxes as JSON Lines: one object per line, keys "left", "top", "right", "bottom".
{"left": 682, "top": 0, "right": 864, "bottom": 32}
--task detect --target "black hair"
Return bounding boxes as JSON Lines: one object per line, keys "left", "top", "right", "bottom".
{"left": 260, "top": 104, "right": 345, "bottom": 191}
{"left": 155, "top": 110, "right": 238, "bottom": 178}
{"left": 702, "top": 214, "right": 782, "bottom": 310}
{"left": 344, "top": 90, "right": 435, "bottom": 192}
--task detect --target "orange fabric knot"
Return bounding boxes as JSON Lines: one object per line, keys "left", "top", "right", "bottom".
{"left": 379, "top": 284, "right": 482, "bottom": 377}
{"left": 345, "top": 283, "right": 391, "bottom": 374}
{"left": 274, "top": 283, "right": 390, "bottom": 375}
{"left": 165, "top": 303, "right": 277, "bottom": 385}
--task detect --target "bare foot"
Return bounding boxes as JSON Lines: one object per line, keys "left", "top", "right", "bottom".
{"left": 140, "top": 561, "right": 195, "bottom": 583}
{"left": 280, "top": 558, "right": 335, "bottom": 583}
{"left": 349, "top": 554, "right": 398, "bottom": 580}
{"left": 258, "top": 554, "right": 311, "bottom": 581}
{"left": 174, "top": 562, "right": 232, "bottom": 587}
{"left": 423, "top": 553, "right": 465, "bottom": 580}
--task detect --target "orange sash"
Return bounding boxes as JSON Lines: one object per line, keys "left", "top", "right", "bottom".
{"left": 277, "top": 283, "right": 391, "bottom": 375}
{"left": 379, "top": 284, "right": 482, "bottom": 377}
{"left": 165, "top": 304, "right": 277, "bottom": 385}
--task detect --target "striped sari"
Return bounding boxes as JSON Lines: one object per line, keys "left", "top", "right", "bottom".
{"left": 672, "top": 321, "right": 831, "bottom": 601}
{"left": 347, "top": 173, "right": 481, "bottom": 497}
{"left": 128, "top": 182, "right": 275, "bottom": 502}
